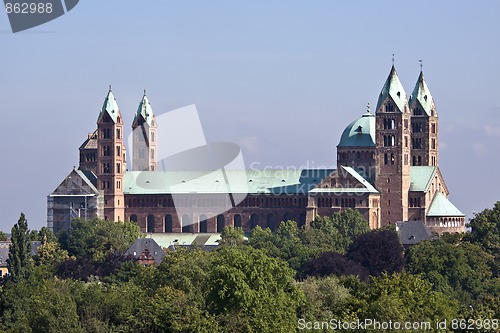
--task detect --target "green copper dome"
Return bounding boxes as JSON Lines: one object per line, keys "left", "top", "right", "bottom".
{"left": 337, "top": 112, "right": 376, "bottom": 147}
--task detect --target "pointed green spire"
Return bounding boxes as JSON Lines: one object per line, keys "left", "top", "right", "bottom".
{"left": 97, "top": 86, "right": 120, "bottom": 123}
{"left": 376, "top": 65, "right": 408, "bottom": 112}
{"left": 133, "top": 90, "right": 155, "bottom": 127}
{"left": 409, "top": 70, "right": 436, "bottom": 116}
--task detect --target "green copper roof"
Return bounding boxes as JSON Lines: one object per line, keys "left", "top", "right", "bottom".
{"left": 309, "top": 166, "right": 378, "bottom": 194}
{"left": 427, "top": 192, "right": 464, "bottom": 217}
{"left": 409, "top": 166, "right": 437, "bottom": 192}
{"left": 123, "top": 169, "right": 332, "bottom": 195}
{"left": 133, "top": 92, "right": 155, "bottom": 127}
{"left": 409, "top": 71, "right": 436, "bottom": 116}
{"left": 337, "top": 112, "right": 376, "bottom": 147}
{"left": 376, "top": 66, "right": 408, "bottom": 112}
{"left": 98, "top": 88, "right": 120, "bottom": 123}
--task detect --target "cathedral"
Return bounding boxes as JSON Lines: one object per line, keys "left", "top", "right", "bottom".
{"left": 47, "top": 65, "right": 465, "bottom": 235}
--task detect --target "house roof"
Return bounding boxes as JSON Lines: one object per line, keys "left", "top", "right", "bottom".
{"left": 409, "top": 166, "right": 437, "bottom": 192}
{"left": 151, "top": 233, "right": 222, "bottom": 249}
{"left": 123, "top": 169, "right": 332, "bottom": 195}
{"left": 427, "top": 192, "right": 464, "bottom": 217}
{"left": 376, "top": 65, "right": 408, "bottom": 112}
{"left": 337, "top": 112, "right": 376, "bottom": 147}
{"left": 0, "top": 241, "right": 43, "bottom": 268}
{"left": 396, "top": 220, "right": 433, "bottom": 245}
{"left": 124, "top": 238, "right": 165, "bottom": 264}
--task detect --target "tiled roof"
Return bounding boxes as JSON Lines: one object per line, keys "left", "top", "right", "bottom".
{"left": 409, "top": 166, "right": 437, "bottom": 192}
{"left": 124, "top": 238, "right": 165, "bottom": 264}
{"left": 123, "top": 169, "right": 332, "bottom": 195}
{"left": 151, "top": 233, "right": 222, "bottom": 249}
{"left": 427, "top": 192, "right": 464, "bottom": 217}
{"left": 396, "top": 220, "right": 433, "bottom": 245}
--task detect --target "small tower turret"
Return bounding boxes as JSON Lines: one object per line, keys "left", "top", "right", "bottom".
{"left": 409, "top": 67, "right": 438, "bottom": 166}
{"left": 131, "top": 91, "right": 157, "bottom": 171}
{"left": 374, "top": 65, "right": 411, "bottom": 225}
{"left": 96, "top": 86, "right": 126, "bottom": 222}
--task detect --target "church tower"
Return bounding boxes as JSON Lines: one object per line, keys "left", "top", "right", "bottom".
{"left": 409, "top": 69, "right": 438, "bottom": 166}
{"left": 374, "top": 66, "right": 411, "bottom": 225}
{"left": 131, "top": 91, "right": 157, "bottom": 171}
{"left": 96, "top": 87, "right": 126, "bottom": 222}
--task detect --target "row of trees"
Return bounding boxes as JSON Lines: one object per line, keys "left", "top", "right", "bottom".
{"left": 0, "top": 203, "right": 498, "bottom": 332}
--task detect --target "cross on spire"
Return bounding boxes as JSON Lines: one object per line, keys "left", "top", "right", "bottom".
{"left": 367, "top": 102, "right": 371, "bottom": 113}
{"left": 419, "top": 59, "right": 423, "bottom": 71}
{"left": 392, "top": 54, "right": 395, "bottom": 66}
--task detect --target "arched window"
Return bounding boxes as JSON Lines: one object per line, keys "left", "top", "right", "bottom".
{"left": 283, "top": 212, "right": 291, "bottom": 223}
{"left": 130, "top": 214, "right": 138, "bottom": 223}
{"left": 250, "top": 214, "right": 259, "bottom": 229}
{"left": 216, "top": 214, "right": 225, "bottom": 233}
{"left": 234, "top": 214, "right": 242, "bottom": 228}
{"left": 267, "top": 213, "right": 276, "bottom": 232}
{"left": 165, "top": 214, "right": 173, "bottom": 233}
{"left": 182, "top": 215, "right": 191, "bottom": 233}
{"left": 199, "top": 214, "right": 208, "bottom": 233}
{"left": 147, "top": 214, "right": 155, "bottom": 233}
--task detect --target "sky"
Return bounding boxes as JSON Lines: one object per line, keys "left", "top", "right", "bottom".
{"left": 1, "top": 0, "right": 499, "bottom": 232}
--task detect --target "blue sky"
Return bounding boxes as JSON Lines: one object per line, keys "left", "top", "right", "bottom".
{"left": 1, "top": 1, "right": 499, "bottom": 232}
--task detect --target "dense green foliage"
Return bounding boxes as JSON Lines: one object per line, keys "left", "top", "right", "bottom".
{"left": 0, "top": 205, "right": 499, "bottom": 332}
{"left": 7, "top": 213, "right": 33, "bottom": 282}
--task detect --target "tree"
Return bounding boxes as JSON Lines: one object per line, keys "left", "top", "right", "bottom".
{"left": 7, "top": 213, "right": 33, "bottom": 282}
{"left": 362, "top": 272, "right": 459, "bottom": 329}
{"left": 58, "top": 218, "right": 142, "bottom": 260}
{"left": 347, "top": 229, "right": 404, "bottom": 277}
{"left": 405, "top": 239, "right": 496, "bottom": 303}
{"left": 302, "top": 209, "right": 370, "bottom": 254}
{"left": 302, "top": 251, "right": 368, "bottom": 280}
{"left": 219, "top": 226, "right": 245, "bottom": 246}
{"left": 297, "top": 276, "right": 360, "bottom": 327}
{"left": 206, "top": 246, "right": 300, "bottom": 332}
{"left": 466, "top": 201, "right": 500, "bottom": 255}
{"left": 0, "top": 231, "right": 8, "bottom": 241}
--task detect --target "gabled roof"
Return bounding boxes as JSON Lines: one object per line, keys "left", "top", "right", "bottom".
{"left": 309, "top": 166, "right": 378, "bottom": 194}
{"left": 97, "top": 88, "right": 120, "bottom": 123}
{"left": 151, "top": 233, "right": 222, "bottom": 249}
{"left": 79, "top": 130, "right": 98, "bottom": 150}
{"left": 396, "top": 221, "right": 433, "bottom": 245}
{"left": 50, "top": 169, "right": 99, "bottom": 196}
{"left": 409, "top": 71, "right": 436, "bottom": 116}
{"left": 376, "top": 65, "right": 408, "bottom": 112}
{"left": 124, "top": 238, "right": 165, "bottom": 264}
{"left": 132, "top": 92, "right": 155, "bottom": 127}
{"left": 409, "top": 166, "right": 437, "bottom": 192}
{"left": 337, "top": 112, "right": 376, "bottom": 147}
{"left": 427, "top": 192, "right": 464, "bottom": 217}
{"left": 123, "top": 169, "right": 331, "bottom": 195}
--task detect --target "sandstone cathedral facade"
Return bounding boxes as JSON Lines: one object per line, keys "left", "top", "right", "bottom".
{"left": 48, "top": 65, "right": 465, "bottom": 235}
